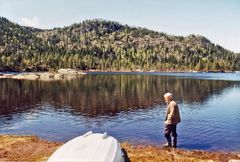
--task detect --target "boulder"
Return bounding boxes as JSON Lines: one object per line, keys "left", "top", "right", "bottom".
{"left": 12, "top": 74, "right": 40, "bottom": 80}
{"left": 58, "top": 69, "right": 78, "bottom": 74}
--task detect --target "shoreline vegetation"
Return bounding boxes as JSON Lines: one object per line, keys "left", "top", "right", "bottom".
{"left": 0, "top": 135, "right": 239, "bottom": 162}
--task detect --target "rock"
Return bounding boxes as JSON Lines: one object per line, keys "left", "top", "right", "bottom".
{"left": 11, "top": 74, "right": 40, "bottom": 80}
{"left": 1, "top": 73, "right": 15, "bottom": 79}
{"left": 39, "top": 73, "right": 55, "bottom": 80}
{"left": 54, "top": 73, "right": 64, "bottom": 79}
{"left": 136, "top": 69, "right": 143, "bottom": 72}
{"left": 58, "top": 69, "right": 78, "bottom": 74}
{"left": 0, "top": 71, "right": 85, "bottom": 81}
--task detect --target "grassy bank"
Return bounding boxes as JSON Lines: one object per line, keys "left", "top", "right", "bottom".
{"left": 0, "top": 135, "right": 239, "bottom": 162}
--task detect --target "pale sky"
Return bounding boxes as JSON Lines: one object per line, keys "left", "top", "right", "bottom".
{"left": 0, "top": 0, "right": 239, "bottom": 53}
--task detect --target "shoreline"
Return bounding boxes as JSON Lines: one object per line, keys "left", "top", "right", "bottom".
{"left": 0, "top": 69, "right": 87, "bottom": 81}
{"left": 81, "top": 69, "right": 237, "bottom": 73}
{"left": 0, "top": 67, "right": 237, "bottom": 74}
{"left": 0, "top": 134, "right": 239, "bottom": 162}
{"left": 0, "top": 69, "right": 237, "bottom": 81}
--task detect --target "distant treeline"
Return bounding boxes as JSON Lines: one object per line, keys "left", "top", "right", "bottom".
{"left": 0, "top": 17, "right": 239, "bottom": 72}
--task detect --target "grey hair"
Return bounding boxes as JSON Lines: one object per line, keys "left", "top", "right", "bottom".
{"left": 164, "top": 92, "right": 172, "bottom": 97}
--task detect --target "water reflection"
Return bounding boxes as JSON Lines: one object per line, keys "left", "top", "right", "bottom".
{"left": 1, "top": 74, "right": 240, "bottom": 151}
{"left": 0, "top": 74, "right": 237, "bottom": 117}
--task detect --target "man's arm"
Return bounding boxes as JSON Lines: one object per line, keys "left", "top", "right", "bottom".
{"left": 165, "top": 102, "right": 176, "bottom": 124}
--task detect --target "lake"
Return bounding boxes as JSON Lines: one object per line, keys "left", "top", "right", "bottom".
{"left": 0, "top": 72, "right": 240, "bottom": 151}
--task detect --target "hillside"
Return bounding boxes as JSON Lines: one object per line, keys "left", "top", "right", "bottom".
{"left": 0, "top": 17, "right": 239, "bottom": 72}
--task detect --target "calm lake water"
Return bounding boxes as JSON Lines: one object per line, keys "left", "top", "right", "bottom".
{"left": 0, "top": 72, "right": 240, "bottom": 151}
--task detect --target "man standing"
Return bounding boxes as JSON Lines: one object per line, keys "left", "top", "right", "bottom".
{"left": 163, "top": 92, "right": 181, "bottom": 147}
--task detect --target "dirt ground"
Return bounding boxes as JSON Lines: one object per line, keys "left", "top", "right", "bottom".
{"left": 0, "top": 135, "right": 239, "bottom": 162}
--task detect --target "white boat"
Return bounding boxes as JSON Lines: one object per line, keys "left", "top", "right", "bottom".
{"left": 48, "top": 131, "right": 124, "bottom": 162}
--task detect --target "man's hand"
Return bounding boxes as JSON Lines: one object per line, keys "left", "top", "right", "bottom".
{"left": 164, "top": 120, "right": 170, "bottom": 124}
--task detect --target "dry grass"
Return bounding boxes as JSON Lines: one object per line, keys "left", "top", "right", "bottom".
{"left": 0, "top": 135, "right": 239, "bottom": 162}
{"left": 0, "top": 135, "right": 62, "bottom": 161}
{"left": 121, "top": 142, "right": 240, "bottom": 162}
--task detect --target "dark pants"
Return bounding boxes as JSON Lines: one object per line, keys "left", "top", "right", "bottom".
{"left": 164, "top": 124, "right": 177, "bottom": 146}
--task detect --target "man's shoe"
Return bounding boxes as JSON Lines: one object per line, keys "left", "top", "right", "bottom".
{"left": 163, "top": 143, "right": 171, "bottom": 147}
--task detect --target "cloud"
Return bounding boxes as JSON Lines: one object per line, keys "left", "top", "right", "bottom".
{"left": 20, "top": 17, "right": 40, "bottom": 28}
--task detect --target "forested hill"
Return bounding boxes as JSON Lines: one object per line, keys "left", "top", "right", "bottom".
{"left": 0, "top": 17, "right": 239, "bottom": 72}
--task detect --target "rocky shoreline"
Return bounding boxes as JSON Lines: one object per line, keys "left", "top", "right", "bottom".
{"left": 0, "top": 69, "right": 237, "bottom": 81}
{"left": 0, "top": 135, "right": 239, "bottom": 162}
{"left": 0, "top": 69, "right": 86, "bottom": 81}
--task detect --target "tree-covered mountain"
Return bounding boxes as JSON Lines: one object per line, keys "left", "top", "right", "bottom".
{"left": 0, "top": 17, "right": 239, "bottom": 72}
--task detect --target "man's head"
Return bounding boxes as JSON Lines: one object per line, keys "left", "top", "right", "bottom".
{"left": 164, "top": 92, "right": 173, "bottom": 103}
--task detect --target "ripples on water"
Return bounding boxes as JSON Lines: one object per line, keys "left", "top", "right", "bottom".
{"left": 0, "top": 72, "right": 239, "bottom": 151}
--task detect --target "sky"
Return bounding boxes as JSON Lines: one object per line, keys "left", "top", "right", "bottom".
{"left": 0, "top": 0, "right": 239, "bottom": 53}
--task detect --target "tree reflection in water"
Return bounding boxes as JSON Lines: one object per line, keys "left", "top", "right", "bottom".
{"left": 0, "top": 74, "right": 237, "bottom": 117}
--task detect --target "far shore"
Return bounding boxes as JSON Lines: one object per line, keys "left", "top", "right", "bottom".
{"left": 0, "top": 134, "right": 239, "bottom": 162}
{"left": 0, "top": 69, "right": 237, "bottom": 74}
{"left": 83, "top": 69, "right": 237, "bottom": 73}
{"left": 0, "top": 67, "right": 237, "bottom": 74}
{"left": 0, "top": 68, "right": 237, "bottom": 81}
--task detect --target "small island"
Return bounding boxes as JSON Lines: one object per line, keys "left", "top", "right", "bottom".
{"left": 0, "top": 68, "right": 86, "bottom": 81}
